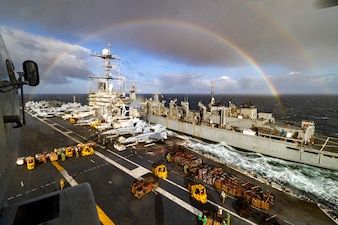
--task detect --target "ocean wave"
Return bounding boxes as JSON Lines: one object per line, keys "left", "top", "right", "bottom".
{"left": 187, "top": 139, "right": 338, "bottom": 214}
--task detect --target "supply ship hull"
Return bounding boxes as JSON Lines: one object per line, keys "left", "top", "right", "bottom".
{"left": 142, "top": 92, "right": 338, "bottom": 171}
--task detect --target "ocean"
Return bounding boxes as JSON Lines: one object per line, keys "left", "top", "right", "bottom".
{"left": 25, "top": 93, "right": 338, "bottom": 217}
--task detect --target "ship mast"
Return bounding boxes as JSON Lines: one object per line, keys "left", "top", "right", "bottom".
{"left": 209, "top": 81, "right": 215, "bottom": 107}
{"left": 89, "top": 42, "right": 121, "bottom": 94}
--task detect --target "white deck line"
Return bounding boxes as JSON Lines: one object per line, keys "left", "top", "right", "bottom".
{"left": 156, "top": 187, "right": 202, "bottom": 215}
{"left": 60, "top": 170, "right": 79, "bottom": 187}
{"left": 130, "top": 167, "right": 150, "bottom": 178}
{"left": 94, "top": 152, "right": 202, "bottom": 215}
{"left": 95, "top": 151, "right": 132, "bottom": 175}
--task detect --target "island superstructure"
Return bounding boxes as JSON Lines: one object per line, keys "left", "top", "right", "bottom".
{"left": 88, "top": 43, "right": 137, "bottom": 120}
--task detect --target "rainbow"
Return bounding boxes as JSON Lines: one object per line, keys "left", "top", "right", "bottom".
{"left": 83, "top": 19, "right": 281, "bottom": 98}
{"left": 40, "top": 16, "right": 314, "bottom": 108}
{"left": 246, "top": 1, "right": 316, "bottom": 71}
{"left": 27, "top": 43, "right": 87, "bottom": 99}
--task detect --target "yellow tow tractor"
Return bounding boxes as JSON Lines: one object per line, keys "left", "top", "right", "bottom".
{"left": 78, "top": 142, "right": 95, "bottom": 156}
{"left": 81, "top": 145, "right": 94, "bottom": 156}
{"left": 26, "top": 156, "right": 35, "bottom": 170}
{"left": 188, "top": 183, "right": 208, "bottom": 204}
{"left": 152, "top": 162, "right": 168, "bottom": 179}
{"left": 65, "top": 147, "right": 74, "bottom": 158}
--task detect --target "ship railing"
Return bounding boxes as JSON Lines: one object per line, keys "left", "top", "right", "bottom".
{"left": 273, "top": 120, "right": 303, "bottom": 130}
{"left": 312, "top": 135, "right": 338, "bottom": 153}
{"left": 257, "top": 131, "right": 304, "bottom": 146}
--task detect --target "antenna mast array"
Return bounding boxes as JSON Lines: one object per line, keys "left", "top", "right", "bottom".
{"left": 89, "top": 42, "right": 121, "bottom": 93}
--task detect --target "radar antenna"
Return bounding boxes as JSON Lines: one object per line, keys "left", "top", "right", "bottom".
{"left": 89, "top": 42, "right": 122, "bottom": 93}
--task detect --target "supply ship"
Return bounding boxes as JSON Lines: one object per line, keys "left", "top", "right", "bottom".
{"left": 141, "top": 87, "right": 338, "bottom": 171}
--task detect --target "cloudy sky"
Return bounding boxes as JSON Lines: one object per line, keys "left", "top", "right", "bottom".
{"left": 0, "top": 0, "right": 338, "bottom": 95}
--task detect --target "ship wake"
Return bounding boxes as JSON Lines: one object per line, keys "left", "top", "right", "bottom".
{"left": 186, "top": 139, "right": 338, "bottom": 220}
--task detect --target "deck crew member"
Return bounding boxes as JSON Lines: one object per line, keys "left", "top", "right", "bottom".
{"left": 183, "top": 164, "right": 189, "bottom": 174}
{"left": 203, "top": 215, "right": 207, "bottom": 225}
{"left": 60, "top": 179, "right": 65, "bottom": 189}
{"left": 166, "top": 153, "right": 171, "bottom": 162}
{"left": 221, "top": 190, "right": 226, "bottom": 203}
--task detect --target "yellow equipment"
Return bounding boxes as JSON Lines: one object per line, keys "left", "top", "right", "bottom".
{"left": 65, "top": 147, "right": 73, "bottom": 158}
{"left": 151, "top": 163, "right": 168, "bottom": 179}
{"left": 90, "top": 121, "right": 100, "bottom": 128}
{"left": 35, "top": 153, "right": 47, "bottom": 163}
{"left": 188, "top": 183, "right": 207, "bottom": 204}
{"left": 81, "top": 145, "right": 94, "bottom": 156}
{"left": 49, "top": 152, "right": 58, "bottom": 161}
{"left": 77, "top": 142, "right": 95, "bottom": 157}
{"left": 26, "top": 156, "right": 35, "bottom": 170}
{"left": 131, "top": 176, "right": 159, "bottom": 199}
{"left": 69, "top": 117, "right": 77, "bottom": 124}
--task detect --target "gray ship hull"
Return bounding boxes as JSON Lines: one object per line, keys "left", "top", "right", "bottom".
{"left": 145, "top": 115, "right": 338, "bottom": 171}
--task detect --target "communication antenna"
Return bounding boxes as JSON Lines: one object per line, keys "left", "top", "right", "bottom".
{"left": 89, "top": 42, "right": 122, "bottom": 93}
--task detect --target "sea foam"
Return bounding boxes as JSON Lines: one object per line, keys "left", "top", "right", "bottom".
{"left": 187, "top": 139, "right": 338, "bottom": 215}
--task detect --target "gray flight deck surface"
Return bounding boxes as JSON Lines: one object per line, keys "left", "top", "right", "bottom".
{"left": 5, "top": 113, "right": 335, "bottom": 225}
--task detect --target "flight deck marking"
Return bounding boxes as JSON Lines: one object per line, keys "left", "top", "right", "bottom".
{"left": 29, "top": 112, "right": 82, "bottom": 144}
{"left": 51, "top": 155, "right": 114, "bottom": 225}
{"left": 51, "top": 161, "right": 79, "bottom": 186}
{"left": 52, "top": 161, "right": 64, "bottom": 171}
{"left": 95, "top": 152, "right": 202, "bottom": 215}
{"left": 156, "top": 188, "right": 202, "bottom": 215}
{"left": 7, "top": 180, "right": 58, "bottom": 202}
{"left": 73, "top": 163, "right": 108, "bottom": 177}
{"left": 105, "top": 148, "right": 141, "bottom": 167}
{"left": 60, "top": 170, "right": 79, "bottom": 187}
{"left": 32, "top": 112, "right": 258, "bottom": 224}
{"left": 96, "top": 205, "right": 116, "bottom": 225}
{"left": 130, "top": 166, "right": 149, "bottom": 178}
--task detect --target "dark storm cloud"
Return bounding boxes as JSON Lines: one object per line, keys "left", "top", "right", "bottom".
{"left": 1, "top": 0, "right": 338, "bottom": 94}
{"left": 1, "top": 0, "right": 338, "bottom": 71}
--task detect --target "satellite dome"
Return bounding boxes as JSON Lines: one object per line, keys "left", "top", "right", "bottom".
{"left": 102, "top": 49, "right": 109, "bottom": 56}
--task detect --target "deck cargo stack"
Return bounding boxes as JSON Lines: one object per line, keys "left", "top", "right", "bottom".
{"left": 167, "top": 149, "right": 274, "bottom": 211}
